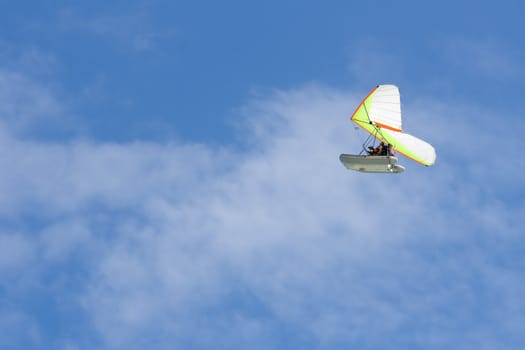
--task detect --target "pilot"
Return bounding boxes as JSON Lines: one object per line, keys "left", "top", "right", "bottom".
{"left": 368, "top": 142, "right": 384, "bottom": 156}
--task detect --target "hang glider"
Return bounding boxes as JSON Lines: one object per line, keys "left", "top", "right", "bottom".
{"left": 340, "top": 84, "right": 436, "bottom": 173}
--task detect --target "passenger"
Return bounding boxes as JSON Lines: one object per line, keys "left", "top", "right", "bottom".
{"left": 368, "top": 143, "right": 382, "bottom": 155}
{"left": 387, "top": 143, "right": 395, "bottom": 156}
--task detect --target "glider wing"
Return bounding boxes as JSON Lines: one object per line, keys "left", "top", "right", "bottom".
{"left": 350, "top": 85, "right": 436, "bottom": 166}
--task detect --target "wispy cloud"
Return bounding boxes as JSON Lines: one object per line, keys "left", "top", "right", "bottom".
{"left": 57, "top": 9, "right": 175, "bottom": 52}
{"left": 0, "top": 42, "right": 59, "bottom": 79}
{"left": 442, "top": 38, "right": 524, "bottom": 80}
{"left": 346, "top": 36, "right": 525, "bottom": 99}
{"left": 346, "top": 39, "right": 406, "bottom": 87}
{"left": 0, "top": 70, "right": 64, "bottom": 136}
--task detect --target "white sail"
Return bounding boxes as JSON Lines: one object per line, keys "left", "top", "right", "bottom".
{"left": 368, "top": 84, "right": 402, "bottom": 131}
{"left": 380, "top": 129, "right": 437, "bottom": 166}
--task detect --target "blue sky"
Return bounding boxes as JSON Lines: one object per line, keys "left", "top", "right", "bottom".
{"left": 0, "top": 1, "right": 524, "bottom": 349}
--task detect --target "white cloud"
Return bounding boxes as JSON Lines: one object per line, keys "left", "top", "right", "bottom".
{"left": 0, "top": 79, "right": 523, "bottom": 349}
